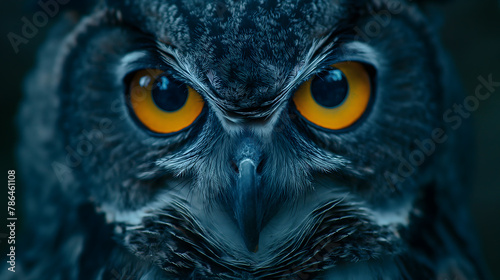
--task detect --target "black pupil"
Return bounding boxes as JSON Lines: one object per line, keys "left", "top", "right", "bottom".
{"left": 152, "top": 75, "right": 188, "bottom": 112}
{"left": 310, "top": 68, "right": 348, "bottom": 108}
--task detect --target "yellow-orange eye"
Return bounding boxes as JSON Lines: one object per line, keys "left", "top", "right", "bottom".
{"left": 128, "top": 69, "right": 204, "bottom": 134}
{"left": 292, "top": 61, "right": 372, "bottom": 130}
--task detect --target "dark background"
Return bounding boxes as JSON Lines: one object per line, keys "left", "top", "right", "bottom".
{"left": 1, "top": 0, "right": 499, "bottom": 278}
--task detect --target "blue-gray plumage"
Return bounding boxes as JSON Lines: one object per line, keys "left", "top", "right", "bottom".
{"left": 5, "top": 0, "right": 490, "bottom": 279}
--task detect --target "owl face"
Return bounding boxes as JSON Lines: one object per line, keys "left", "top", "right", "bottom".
{"left": 54, "top": 0, "right": 447, "bottom": 278}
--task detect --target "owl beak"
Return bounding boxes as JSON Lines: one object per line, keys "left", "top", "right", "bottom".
{"left": 234, "top": 158, "right": 262, "bottom": 253}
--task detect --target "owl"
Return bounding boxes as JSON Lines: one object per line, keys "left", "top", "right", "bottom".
{"left": 7, "top": 0, "right": 489, "bottom": 279}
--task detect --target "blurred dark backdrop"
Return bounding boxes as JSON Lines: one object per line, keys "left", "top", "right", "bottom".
{"left": 0, "top": 0, "right": 499, "bottom": 278}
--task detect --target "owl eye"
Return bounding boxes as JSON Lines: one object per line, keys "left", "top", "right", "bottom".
{"left": 128, "top": 69, "right": 204, "bottom": 134}
{"left": 292, "top": 61, "right": 372, "bottom": 130}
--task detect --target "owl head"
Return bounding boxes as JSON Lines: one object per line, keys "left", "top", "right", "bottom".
{"left": 15, "top": 0, "right": 488, "bottom": 279}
